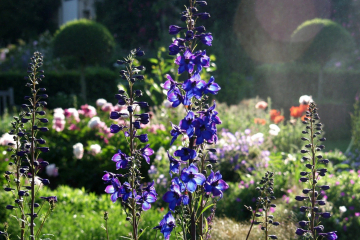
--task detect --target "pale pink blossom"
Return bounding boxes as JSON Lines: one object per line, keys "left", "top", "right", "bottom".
{"left": 64, "top": 108, "right": 80, "bottom": 122}
{"left": 96, "top": 98, "right": 107, "bottom": 107}
{"left": 46, "top": 164, "right": 59, "bottom": 177}
{"left": 88, "top": 117, "right": 101, "bottom": 129}
{"left": 0, "top": 133, "right": 16, "bottom": 146}
{"left": 255, "top": 101, "right": 268, "bottom": 110}
{"left": 52, "top": 110, "right": 66, "bottom": 132}
{"left": 89, "top": 144, "right": 101, "bottom": 156}
{"left": 101, "top": 102, "right": 114, "bottom": 112}
{"left": 78, "top": 104, "right": 97, "bottom": 118}
{"left": 68, "top": 124, "right": 79, "bottom": 131}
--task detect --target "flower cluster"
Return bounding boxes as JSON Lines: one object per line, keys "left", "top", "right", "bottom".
{"left": 207, "top": 129, "right": 270, "bottom": 182}
{"left": 154, "top": 1, "right": 229, "bottom": 239}
{"left": 101, "top": 48, "right": 157, "bottom": 239}
{"left": 245, "top": 171, "right": 279, "bottom": 240}
{"left": 295, "top": 102, "right": 337, "bottom": 240}
{"left": 2, "top": 52, "right": 56, "bottom": 240}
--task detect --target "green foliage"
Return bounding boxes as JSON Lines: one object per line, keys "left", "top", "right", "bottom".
{"left": 53, "top": 19, "right": 115, "bottom": 66}
{"left": 0, "top": 186, "right": 165, "bottom": 239}
{"left": 292, "top": 18, "right": 355, "bottom": 66}
{"left": 0, "top": 0, "right": 61, "bottom": 46}
{"left": 351, "top": 98, "right": 360, "bottom": 150}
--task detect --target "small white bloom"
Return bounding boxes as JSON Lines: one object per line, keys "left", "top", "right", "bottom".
{"left": 73, "top": 143, "right": 84, "bottom": 159}
{"left": 89, "top": 144, "right": 101, "bottom": 156}
{"left": 46, "top": 164, "right": 59, "bottom": 177}
{"left": 163, "top": 100, "right": 172, "bottom": 108}
{"left": 299, "top": 95, "right": 313, "bottom": 105}
{"left": 251, "top": 133, "right": 264, "bottom": 143}
{"left": 339, "top": 206, "right": 347, "bottom": 213}
{"left": 53, "top": 108, "right": 64, "bottom": 115}
{"left": 269, "top": 124, "right": 281, "bottom": 136}
{"left": 96, "top": 98, "right": 107, "bottom": 107}
{"left": 88, "top": 117, "right": 101, "bottom": 129}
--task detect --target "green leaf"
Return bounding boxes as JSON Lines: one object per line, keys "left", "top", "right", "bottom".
{"left": 197, "top": 204, "right": 214, "bottom": 221}
{"left": 138, "top": 226, "right": 149, "bottom": 239}
{"left": 148, "top": 58, "right": 159, "bottom": 64}
{"left": 204, "top": 217, "right": 209, "bottom": 234}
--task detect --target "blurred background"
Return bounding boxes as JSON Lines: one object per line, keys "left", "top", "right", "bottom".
{"left": 1, "top": 0, "right": 359, "bottom": 143}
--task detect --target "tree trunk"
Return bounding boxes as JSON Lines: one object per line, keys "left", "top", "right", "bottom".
{"left": 80, "top": 65, "right": 87, "bottom": 103}
{"left": 317, "top": 66, "right": 324, "bottom": 102}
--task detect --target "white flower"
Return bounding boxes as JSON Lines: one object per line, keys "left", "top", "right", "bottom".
{"left": 0, "top": 133, "right": 16, "bottom": 146}
{"left": 46, "top": 164, "right": 59, "bottom": 177}
{"left": 88, "top": 117, "right": 101, "bottom": 129}
{"left": 339, "top": 206, "right": 347, "bottom": 213}
{"left": 269, "top": 124, "right": 281, "bottom": 136}
{"left": 251, "top": 133, "right": 264, "bottom": 144}
{"left": 73, "top": 143, "right": 84, "bottom": 159}
{"left": 299, "top": 95, "right": 313, "bottom": 105}
{"left": 96, "top": 98, "right": 107, "bottom": 107}
{"left": 89, "top": 144, "right": 101, "bottom": 156}
{"left": 53, "top": 108, "right": 64, "bottom": 115}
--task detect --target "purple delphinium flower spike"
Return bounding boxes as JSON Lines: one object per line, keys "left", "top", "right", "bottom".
{"left": 167, "top": 151, "right": 181, "bottom": 177}
{"left": 179, "top": 111, "right": 195, "bottom": 137}
{"left": 319, "top": 231, "right": 338, "bottom": 240}
{"left": 105, "top": 178, "right": 122, "bottom": 203}
{"left": 136, "top": 191, "right": 157, "bottom": 211}
{"left": 204, "top": 170, "right": 229, "bottom": 198}
{"left": 170, "top": 122, "right": 183, "bottom": 146}
{"left": 163, "top": 181, "right": 188, "bottom": 211}
{"left": 175, "top": 49, "right": 195, "bottom": 74}
{"left": 139, "top": 144, "right": 154, "bottom": 164}
{"left": 112, "top": 150, "right": 130, "bottom": 169}
{"left": 203, "top": 76, "right": 221, "bottom": 95}
{"left": 174, "top": 147, "right": 197, "bottom": 161}
{"left": 154, "top": 211, "right": 176, "bottom": 240}
{"left": 182, "top": 73, "right": 206, "bottom": 100}
{"left": 180, "top": 163, "right": 206, "bottom": 193}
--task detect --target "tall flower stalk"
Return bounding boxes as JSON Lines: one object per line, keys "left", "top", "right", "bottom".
{"left": 102, "top": 48, "right": 157, "bottom": 240}
{"left": 295, "top": 102, "right": 337, "bottom": 240}
{"left": 245, "top": 171, "right": 279, "bottom": 240}
{"left": 155, "top": 1, "right": 228, "bottom": 239}
{"left": 2, "top": 52, "right": 56, "bottom": 240}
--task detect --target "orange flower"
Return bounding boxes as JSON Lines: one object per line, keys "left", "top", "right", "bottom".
{"left": 273, "top": 115, "right": 284, "bottom": 124}
{"left": 301, "top": 115, "right": 310, "bottom": 121}
{"left": 290, "top": 104, "right": 309, "bottom": 118}
{"left": 299, "top": 104, "right": 309, "bottom": 112}
{"left": 270, "top": 109, "right": 281, "bottom": 121}
{"left": 254, "top": 118, "right": 266, "bottom": 125}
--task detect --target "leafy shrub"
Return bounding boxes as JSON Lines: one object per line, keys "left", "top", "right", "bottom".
{"left": 53, "top": 19, "right": 115, "bottom": 67}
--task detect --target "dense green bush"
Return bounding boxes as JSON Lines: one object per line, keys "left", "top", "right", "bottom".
{"left": 53, "top": 19, "right": 115, "bottom": 67}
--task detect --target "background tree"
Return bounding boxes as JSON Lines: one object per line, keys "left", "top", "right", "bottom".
{"left": 53, "top": 19, "right": 115, "bottom": 102}
{"left": 0, "top": 0, "right": 61, "bottom": 46}
{"left": 292, "top": 18, "right": 355, "bottom": 101}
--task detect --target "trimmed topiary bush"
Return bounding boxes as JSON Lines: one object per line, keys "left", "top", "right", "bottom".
{"left": 53, "top": 19, "right": 115, "bottom": 102}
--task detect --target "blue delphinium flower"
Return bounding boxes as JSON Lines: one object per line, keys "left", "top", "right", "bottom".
{"left": 167, "top": 152, "right": 182, "bottom": 177}
{"left": 112, "top": 150, "right": 130, "bottom": 169}
{"left": 180, "top": 164, "right": 206, "bottom": 193}
{"left": 179, "top": 111, "right": 195, "bottom": 137}
{"left": 139, "top": 144, "right": 154, "bottom": 164}
{"left": 135, "top": 191, "right": 157, "bottom": 211}
{"left": 104, "top": 178, "right": 122, "bottom": 203}
{"left": 174, "top": 147, "right": 197, "bottom": 161}
{"left": 175, "top": 48, "right": 195, "bottom": 74}
{"left": 204, "top": 170, "right": 229, "bottom": 198}
{"left": 154, "top": 211, "right": 176, "bottom": 240}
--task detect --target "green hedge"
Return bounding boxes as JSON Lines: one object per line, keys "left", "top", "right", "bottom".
{"left": 254, "top": 64, "right": 360, "bottom": 139}
{"left": 0, "top": 67, "right": 155, "bottom": 109}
